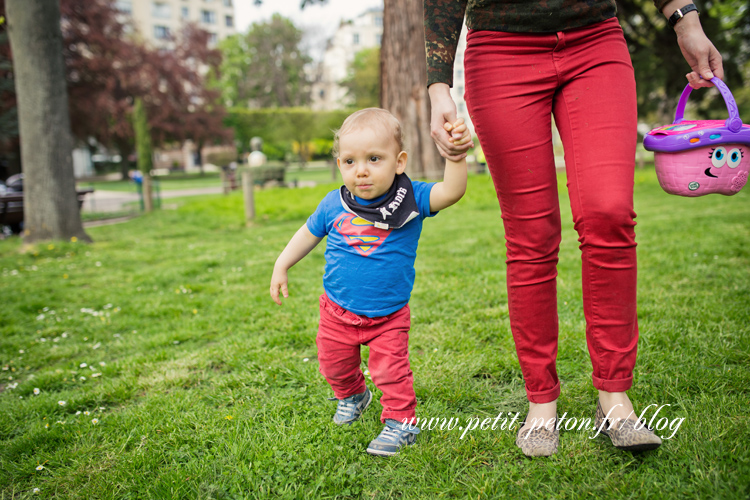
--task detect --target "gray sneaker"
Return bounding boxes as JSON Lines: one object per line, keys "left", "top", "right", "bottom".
{"left": 366, "top": 419, "right": 420, "bottom": 456}
{"left": 332, "top": 387, "right": 372, "bottom": 425}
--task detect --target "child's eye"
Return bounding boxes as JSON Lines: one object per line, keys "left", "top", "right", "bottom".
{"left": 344, "top": 159, "right": 354, "bottom": 165}
{"left": 369, "top": 156, "right": 379, "bottom": 162}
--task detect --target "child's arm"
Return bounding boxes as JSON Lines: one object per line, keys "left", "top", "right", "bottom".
{"left": 270, "top": 223, "right": 323, "bottom": 305}
{"left": 429, "top": 119, "right": 473, "bottom": 212}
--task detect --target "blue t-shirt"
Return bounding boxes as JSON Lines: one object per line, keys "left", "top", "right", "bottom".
{"left": 306, "top": 181, "right": 437, "bottom": 317}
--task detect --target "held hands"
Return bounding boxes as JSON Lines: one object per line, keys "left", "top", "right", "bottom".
{"left": 270, "top": 267, "right": 289, "bottom": 305}
{"left": 429, "top": 83, "right": 474, "bottom": 161}
{"left": 444, "top": 118, "right": 473, "bottom": 152}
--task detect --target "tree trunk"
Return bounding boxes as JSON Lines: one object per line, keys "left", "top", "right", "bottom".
{"left": 381, "top": 0, "right": 442, "bottom": 179}
{"left": 6, "top": 0, "right": 90, "bottom": 242}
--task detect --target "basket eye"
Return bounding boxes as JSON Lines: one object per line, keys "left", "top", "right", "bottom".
{"left": 727, "top": 148, "right": 742, "bottom": 169}
{"left": 711, "top": 147, "right": 727, "bottom": 168}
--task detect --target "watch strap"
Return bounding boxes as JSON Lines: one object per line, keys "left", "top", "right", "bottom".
{"left": 668, "top": 3, "right": 699, "bottom": 27}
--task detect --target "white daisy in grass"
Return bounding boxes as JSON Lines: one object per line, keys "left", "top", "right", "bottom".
{"left": 99, "top": 362, "right": 106, "bottom": 367}
{"left": 79, "top": 363, "right": 87, "bottom": 368}
{"left": 79, "top": 376, "right": 86, "bottom": 381}
{"left": 45, "top": 423, "right": 49, "bottom": 429}
{"left": 91, "top": 373, "right": 102, "bottom": 378}
{"left": 19, "top": 350, "right": 25, "bottom": 354}
{"left": 33, "top": 388, "right": 40, "bottom": 395}
{"left": 84, "top": 411, "right": 90, "bottom": 415}
{"left": 303, "top": 358, "right": 309, "bottom": 362}
{"left": 58, "top": 401, "right": 66, "bottom": 406}
{"left": 75, "top": 411, "right": 81, "bottom": 415}
{"left": 35, "top": 465, "right": 44, "bottom": 471}
{"left": 33, "top": 487, "right": 40, "bottom": 494}
{"left": 91, "top": 418, "right": 99, "bottom": 425}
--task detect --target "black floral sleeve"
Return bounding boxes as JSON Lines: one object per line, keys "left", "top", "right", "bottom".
{"left": 424, "top": 0, "right": 467, "bottom": 88}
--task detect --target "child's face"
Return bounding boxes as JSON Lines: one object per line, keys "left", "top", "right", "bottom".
{"left": 337, "top": 125, "right": 407, "bottom": 200}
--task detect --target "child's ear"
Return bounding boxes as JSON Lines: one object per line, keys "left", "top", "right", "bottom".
{"left": 396, "top": 151, "right": 407, "bottom": 174}
{"left": 336, "top": 157, "right": 342, "bottom": 169}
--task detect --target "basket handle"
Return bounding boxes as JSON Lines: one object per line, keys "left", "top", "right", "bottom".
{"left": 674, "top": 77, "right": 743, "bottom": 133}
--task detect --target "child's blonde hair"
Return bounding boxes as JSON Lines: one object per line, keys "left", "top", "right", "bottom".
{"left": 332, "top": 108, "right": 405, "bottom": 158}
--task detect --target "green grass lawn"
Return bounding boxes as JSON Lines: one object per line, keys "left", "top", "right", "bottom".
{"left": 1, "top": 170, "right": 749, "bottom": 499}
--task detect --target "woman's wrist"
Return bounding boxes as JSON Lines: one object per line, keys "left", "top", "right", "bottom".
{"left": 428, "top": 82, "right": 451, "bottom": 100}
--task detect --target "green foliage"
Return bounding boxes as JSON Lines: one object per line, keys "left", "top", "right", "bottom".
{"left": 216, "top": 14, "right": 311, "bottom": 108}
{"left": 131, "top": 97, "right": 153, "bottom": 174}
{"left": 341, "top": 47, "right": 381, "bottom": 109}
{"left": 225, "top": 108, "right": 349, "bottom": 162}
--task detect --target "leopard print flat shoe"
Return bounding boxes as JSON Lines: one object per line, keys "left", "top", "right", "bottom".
{"left": 595, "top": 401, "right": 662, "bottom": 452}
{"left": 515, "top": 416, "right": 558, "bottom": 457}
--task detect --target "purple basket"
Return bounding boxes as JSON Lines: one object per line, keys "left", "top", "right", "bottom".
{"left": 643, "top": 77, "right": 750, "bottom": 196}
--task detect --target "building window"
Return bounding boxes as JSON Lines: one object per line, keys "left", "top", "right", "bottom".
{"left": 181, "top": 7, "right": 189, "bottom": 19}
{"left": 201, "top": 10, "right": 216, "bottom": 24}
{"left": 208, "top": 33, "right": 218, "bottom": 45}
{"left": 152, "top": 2, "right": 171, "bottom": 19}
{"left": 376, "top": 34, "right": 382, "bottom": 45}
{"left": 225, "top": 15, "right": 233, "bottom": 27}
{"left": 154, "top": 25, "right": 170, "bottom": 39}
{"left": 116, "top": 0, "right": 133, "bottom": 14}
{"left": 375, "top": 16, "right": 383, "bottom": 26}
{"left": 223, "top": 0, "right": 233, "bottom": 6}
{"left": 353, "top": 33, "right": 360, "bottom": 45}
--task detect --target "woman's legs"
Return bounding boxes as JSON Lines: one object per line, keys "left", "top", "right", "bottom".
{"left": 465, "top": 19, "right": 640, "bottom": 424}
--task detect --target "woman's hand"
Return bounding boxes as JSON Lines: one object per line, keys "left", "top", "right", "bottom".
{"left": 675, "top": 17, "right": 724, "bottom": 89}
{"left": 662, "top": 1, "right": 724, "bottom": 89}
{"left": 428, "top": 83, "right": 473, "bottom": 160}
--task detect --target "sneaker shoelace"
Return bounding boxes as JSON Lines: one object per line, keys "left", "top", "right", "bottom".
{"left": 379, "top": 425, "right": 404, "bottom": 443}
{"left": 336, "top": 396, "right": 360, "bottom": 418}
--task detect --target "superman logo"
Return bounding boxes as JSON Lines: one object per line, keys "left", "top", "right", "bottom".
{"left": 334, "top": 213, "right": 391, "bottom": 257}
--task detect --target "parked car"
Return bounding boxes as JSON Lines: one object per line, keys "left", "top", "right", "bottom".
{"left": 0, "top": 174, "right": 94, "bottom": 236}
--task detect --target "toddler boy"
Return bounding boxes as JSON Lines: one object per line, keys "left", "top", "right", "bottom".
{"left": 270, "top": 108, "right": 471, "bottom": 456}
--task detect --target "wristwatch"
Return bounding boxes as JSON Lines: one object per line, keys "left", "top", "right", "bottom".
{"left": 668, "top": 3, "right": 699, "bottom": 27}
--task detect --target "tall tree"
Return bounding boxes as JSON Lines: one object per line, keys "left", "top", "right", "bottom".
{"left": 381, "top": 0, "right": 441, "bottom": 178}
{"left": 341, "top": 47, "right": 381, "bottom": 109}
{"left": 5, "top": 0, "right": 90, "bottom": 242}
{"left": 217, "top": 14, "right": 311, "bottom": 108}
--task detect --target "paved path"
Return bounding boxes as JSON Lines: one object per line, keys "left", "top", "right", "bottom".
{"left": 81, "top": 186, "right": 224, "bottom": 213}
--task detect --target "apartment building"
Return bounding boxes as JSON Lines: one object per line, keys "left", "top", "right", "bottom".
{"left": 115, "top": 0, "right": 236, "bottom": 46}
{"left": 309, "top": 8, "right": 382, "bottom": 111}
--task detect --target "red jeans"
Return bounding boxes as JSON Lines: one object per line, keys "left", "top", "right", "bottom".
{"left": 316, "top": 294, "right": 416, "bottom": 422}
{"left": 464, "top": 18, "right": 639, "bottom": 403}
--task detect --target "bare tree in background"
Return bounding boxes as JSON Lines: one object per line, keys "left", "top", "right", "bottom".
{"left": 6, "top": 0, "right": 90, "bottom": 242}
{"left": 381, "top": 0, "right": 441, "bottom": 179}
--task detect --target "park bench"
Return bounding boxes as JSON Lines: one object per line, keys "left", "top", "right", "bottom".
{"left": 0, "top": 187, "right": 94, "bottom": 234}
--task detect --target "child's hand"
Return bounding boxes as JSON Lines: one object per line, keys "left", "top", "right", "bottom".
{"left": 270, "top": 267, "right": 289, "bottom": 305}
{"left": 444, "top": 118, "right": 474, "bottom": 148}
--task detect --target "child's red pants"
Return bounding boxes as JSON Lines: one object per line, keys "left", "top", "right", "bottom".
{"left": 316, "top": 293, "right": 416, "bottom": 423}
